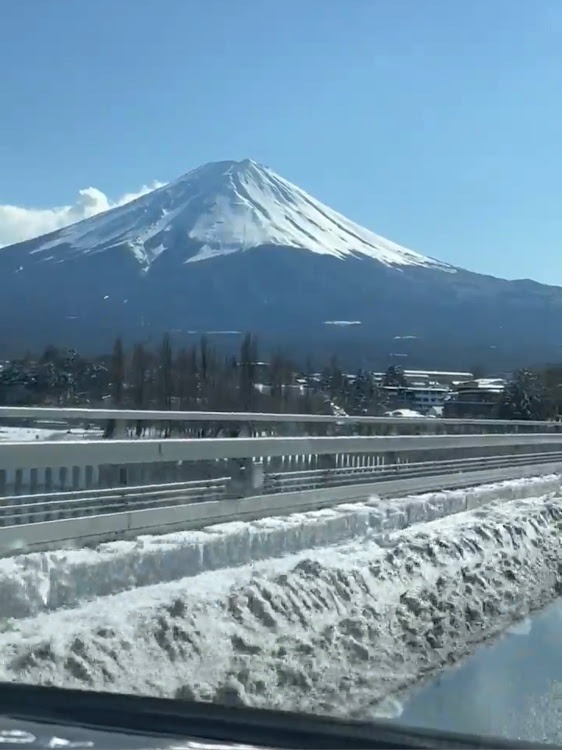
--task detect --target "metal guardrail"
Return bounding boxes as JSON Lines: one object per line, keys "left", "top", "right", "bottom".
{"left": 1, "top": 413, "right": 562, "bottom": 552}
{"left": 263, "top": 450, "right": 562, "bottom": 493}
{"left": 0, "top": 432, "right": 561, "bottom": 509}
{"left": 0, "top": 478, "right": 230, "bottom": 526}
{"left": 1, "top": 406, "right": 561, "bottom": 431}
{"left": 1, "top": 433, "right": 561, "bottom": 470}
{"left": 1, "top": 450, "right": 560, "bottom": 529}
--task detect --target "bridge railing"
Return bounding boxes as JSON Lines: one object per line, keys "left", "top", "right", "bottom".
{"left": 0, "top": 433, "right": 561, "bottom": 529}
{"left": 0, "top": 419, "right": 561, "bottom": 551}
{"left": 0, "top": 406, "right": 561, "bottom": 438}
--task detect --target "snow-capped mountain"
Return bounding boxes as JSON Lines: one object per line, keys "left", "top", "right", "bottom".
{"left": 23, "top": 159, "right": 450, "bottom": 271}
{"left": 1, "top": 159, "right": 562, "bottom": 368}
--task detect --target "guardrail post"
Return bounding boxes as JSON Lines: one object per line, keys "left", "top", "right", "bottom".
{"left": 5, "top": 469, "right": 15, "bottom": 495}
{"left": 103, "top": 418, "right": 128, "bottom": 439}
{"left": 227, "top": 458, "right": 265, "bottom": 498}
{"left": 317, "top": 454, "right": 336, "bottom": 470}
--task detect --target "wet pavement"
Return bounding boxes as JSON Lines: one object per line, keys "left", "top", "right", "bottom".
{"left": 393, "top": 598, "right": 562, "bottom": 745}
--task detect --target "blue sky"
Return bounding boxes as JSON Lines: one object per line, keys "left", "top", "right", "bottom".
{"left": 2, "top": 0, "right": 562, "bottom": 284}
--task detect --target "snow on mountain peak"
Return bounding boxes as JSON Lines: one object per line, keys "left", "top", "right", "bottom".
{"left": 20, "top": 159, "right": 453, "bottom": 272}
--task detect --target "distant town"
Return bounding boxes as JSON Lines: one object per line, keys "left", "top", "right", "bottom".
{"left": 0, "top": 333, "right": 559, "bottom": 423}
{"left": 348, "top": 369, "right": 506, "bottom": 419}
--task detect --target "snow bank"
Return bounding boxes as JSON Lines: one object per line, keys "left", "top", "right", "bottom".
{"left": 1, "top": 491, "right": 560, "bottom": 720}
{"left": 0, "top": 474, "right": 559, "bottom": 620}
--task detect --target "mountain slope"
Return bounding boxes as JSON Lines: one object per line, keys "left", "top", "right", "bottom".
{"left": 1, "top": 159, "right": 561, "bottom": 369}
{"left": 11, "top": 159, "right": 451, "bottom": 271}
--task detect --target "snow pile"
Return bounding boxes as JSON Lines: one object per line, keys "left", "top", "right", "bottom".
{"left": 0, "top": 475, "right": 558, "bottom": 619}
{"left": 20, "top": 160, "right": 453, "bottom": 272}
{"left": 0, "top": 490, "right": 560, "bottom": 720}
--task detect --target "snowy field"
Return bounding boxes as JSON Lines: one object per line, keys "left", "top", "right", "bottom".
{"left": 0, "top": 426, "right": 103, "bottom": 442}
{"left": 0, "top": 475, "right": 560, "bottom": 720}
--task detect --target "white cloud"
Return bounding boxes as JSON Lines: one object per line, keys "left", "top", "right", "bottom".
{"left": 0, "top": 181, "right": 166, "bottom": 247}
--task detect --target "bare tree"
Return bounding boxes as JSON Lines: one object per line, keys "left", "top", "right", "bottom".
{"left": 110, "top": 337, "right": 125, "bottom": 406}
{"left": 239, "top": 332, "right": 258, "bottom": 411}
{"left": 131, "top": 342, "right": 149, "bottom": 435}
{"left": 104, "top": 336, "right": 125, "bottom": 437}
{"left": 176, "top": 346, "right": 198, "bottom": 412}
{"left": 157, "top": 333, "right": 174, "bottom": 436}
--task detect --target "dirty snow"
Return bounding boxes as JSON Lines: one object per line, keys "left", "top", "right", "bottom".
{"left": 0, "top": 475, "right": 559, "bottom": 619}
{"left": 0, "top": 475, "right": 560, "bottom": 720}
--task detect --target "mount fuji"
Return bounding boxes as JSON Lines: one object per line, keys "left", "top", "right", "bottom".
{"left": 1, "top": 158, "right": 562, "bottom": 368}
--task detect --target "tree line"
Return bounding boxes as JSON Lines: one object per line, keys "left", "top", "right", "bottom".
{"left": 0, "top": 334, "right": 387, "bottom": 417}
{"left": 1, "top": 334, "right": 562, "bottom": 421}
{"left": 496, "top": 367, "right": 562, "bottom": 421}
